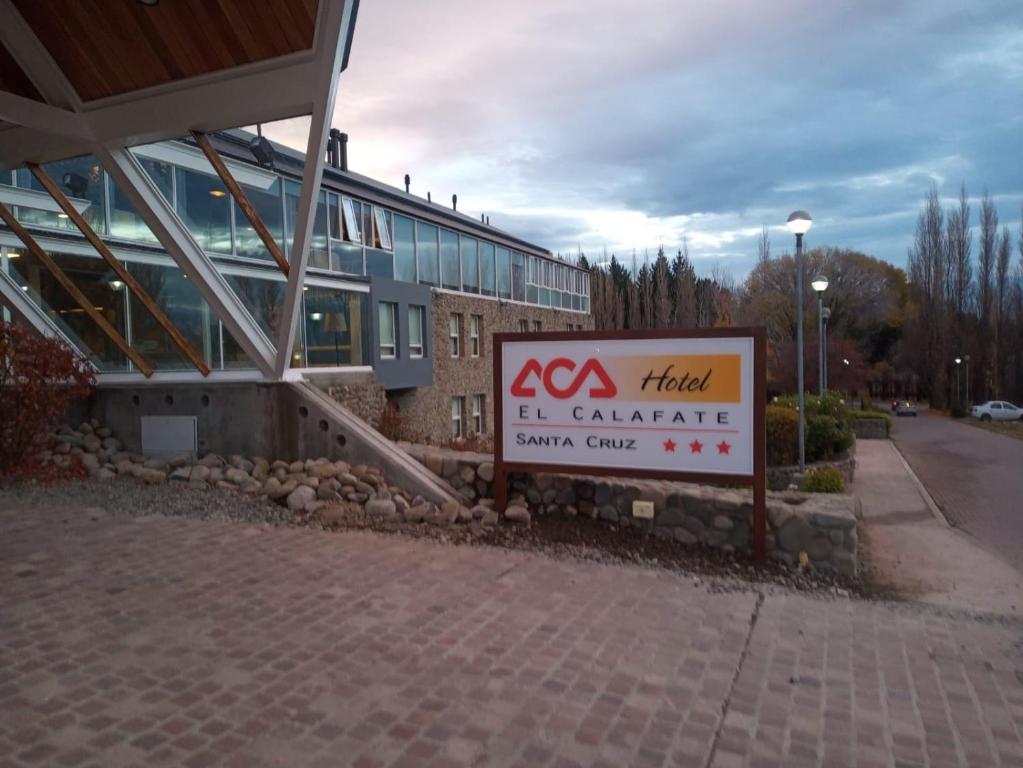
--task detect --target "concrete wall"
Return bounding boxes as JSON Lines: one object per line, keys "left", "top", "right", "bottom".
{"left": 389, "top": 291, "right": 594, "bottom": 444}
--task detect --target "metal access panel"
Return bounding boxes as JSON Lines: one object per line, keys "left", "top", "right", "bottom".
{"left": 140, "top": 415, "right": 198, "bottom": 458}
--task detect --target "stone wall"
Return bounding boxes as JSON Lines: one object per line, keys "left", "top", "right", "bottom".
{"left": 325, "top": 375, "right": 387, "bottom": 428}
{"left": 402, "top": 443, "right": 860, "bottom": 576}
{"left": 853, "top": 417, "right": 889, "bottom": 440}
{"left": 390, "top": 291, "right": 594, "bottom": 444}
{"left": 767, "top": 451, "right": 856, "bottom": 491}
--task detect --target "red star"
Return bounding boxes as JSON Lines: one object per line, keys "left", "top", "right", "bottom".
{"left": 717, "top": 440, "right": 731, "bottom": 455}
{"left": 689, "top": 439, "right": 703, "bottom": 454}
{"left": 663, "top": 438, "right": 677, "bottom": 453}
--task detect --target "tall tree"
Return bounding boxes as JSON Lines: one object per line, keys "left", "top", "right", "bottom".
{"left": 977, "top": 192, "right": 998, "bottom": 399}
{"left": 995, "top": 225, "right": 1012, "bottom": 395}
{"left": 651, "top": 248, "right": 671, "bottom": 328}
{"left": 757, "top": 226, "right": 770, "bottom": 264}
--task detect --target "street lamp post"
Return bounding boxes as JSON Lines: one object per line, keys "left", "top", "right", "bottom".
{"left": 811, "top": 275, "right": 829, "bottom": 396}
{"left": 964, "top": 355, "right": 970, "bottom": 406}
{"left": 787, "top": 210, "right": 813, "bottom": 472}
{"left": 954, "top": 357, "right": 962, "bottom": 405}
{"left": 822, "top": 307, "right": 831, "bottom": 391}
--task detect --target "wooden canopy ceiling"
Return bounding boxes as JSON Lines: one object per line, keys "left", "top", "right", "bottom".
{"left": 9, "top": 0, "right": 319, "bottom": 104}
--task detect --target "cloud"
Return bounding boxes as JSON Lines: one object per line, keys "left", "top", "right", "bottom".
{"left": 264, "top": 0, "right": 1023, "bottom": 277}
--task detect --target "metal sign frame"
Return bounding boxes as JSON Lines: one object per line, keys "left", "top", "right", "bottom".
{"left": 493, "top": 326, "right": 768, "bottom": 560}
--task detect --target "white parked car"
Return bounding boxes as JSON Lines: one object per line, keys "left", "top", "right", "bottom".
{"left": 970, "top": 401, "right": 1023, "bottom": 422}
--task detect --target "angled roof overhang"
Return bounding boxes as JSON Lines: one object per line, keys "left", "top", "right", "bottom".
{"left": 0, "top": 0, "right": 359, "bottom": 169}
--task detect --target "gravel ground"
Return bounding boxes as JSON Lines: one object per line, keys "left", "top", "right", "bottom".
{"left": 1, "top": 475, "right": 866, "bottom": 599}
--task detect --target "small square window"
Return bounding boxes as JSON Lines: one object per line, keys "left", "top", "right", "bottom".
{"left": 470, "top": 314, "right": 481, "bottom": 357}
{"left": 449, "top": 314, "right": 461, "bottom": 357}
{"left": 533, "top": 320, "right": 542, "bottom": 332}
{"left": 409, "top": 305, "right": 425, "bottom": 358}
{"left": 378, "top": 301, "right": 397, "bottom": 359}
{"left": 518, "top": 319, "right": 529, "bottom": 333}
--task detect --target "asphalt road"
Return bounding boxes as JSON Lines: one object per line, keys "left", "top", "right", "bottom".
{"left": 891, "top": 411, "right": 1023, "bottom": 572}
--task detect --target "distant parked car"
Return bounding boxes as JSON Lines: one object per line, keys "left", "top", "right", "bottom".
{"left": 970, "top": 401, "right": 1023, "bottom": 422}
{"left": 895, "top": 400, "right": 917, "bottom": 417}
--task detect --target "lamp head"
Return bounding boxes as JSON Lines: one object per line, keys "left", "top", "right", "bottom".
{"left": 786, "top": 210, "right": 813, "bottom": 235}
{"left": 811, "top": 274, "right": 829, "bottom": 292}
{"left": 954, "top": 357, "right": 962, "bottom": 365}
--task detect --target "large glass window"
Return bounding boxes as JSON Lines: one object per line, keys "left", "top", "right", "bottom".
{"left": 127, "top": 262, "right": 219, "bottom": 370}
{"left": 512, "top": 252, "right": 525, "bottom": 301}
{"left": 496, "top": 247, "right": 512, "bottom": 300}
{"left": 479, "top": 242, "right": 496, "bottom": 297}
{"left": 378, "top": 301, "right": 397, "bottom": 359}
{"left": 393, "top": 214, "right": 415, "bottom": 282}
{"left": 460, "top": 236, "right": 479, "bottom": 293}
{"left": 416, "top": 222, "right": 439, "bottom": 287}
{"left": 15, "top": 155, "right": 106, "bottom": 234}
{"left": 10, "top": 250, "right": 129, "bottom": 371}
{"left": 223, "top": 273, "right": 286, "bottom": 341}
{"left": 303, "top": 287, "right": 367, "bottom": 367}
{"left": 440, "top": 229, "right": 460, "bottom": 290}
{"left": 332, "top": 242, "right": 364, "bottom": 275}
{"left": 233, "top": 178, "right": 284, "bottom": 261}
{"left": 310, "top": 191, "right": 330, "bottom": 269}
{"left": 408, "top": 305, "right": 424, "bottom": 358}
{"left": 175, "top": 167, "right": 232, "bottom": 254}
{"left": 109, "top": 158, "right": 172, "bottom": 243}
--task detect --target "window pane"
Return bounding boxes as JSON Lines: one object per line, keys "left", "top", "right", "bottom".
{"left": 527, "top": 284, "right": 538, "bottom": 303}
{"left": 109, "top": 158, "right": 171, "bottom": 243}
{"left": 328, "top": 193, "right": 340, "bottom": 240}
{"left": 331, "top": 241, "right": 364, "bottom": 275}
{"left": 479, "top": 241, "right": 495, "bottom": 296}
{"left": 284, "top": 179, "right": 300, "bottom": 256}
{"left": 223, "top": 273, "right": 285, "bottom": 339}
{"left": 10, "top": 250, "right": 129, "bottom": 371}
{"left": 15, "top": 156, "right": 105, "bottom": 234}
{"left": 460, "top": 236, "right": 479, "bottom": 292}
{"left": 309, "top": 191, "right": 330, "bottom": 269}
{"left": 233, "top": 177, "right": 284, "bottom": 261}
{"left": 374, "top": 208, "right": 393, "bottom": 250}
{"left": 512, "top": 252, "right": 525, "bottom": 301}
{"left": 496, "top": 247, "right": 511, "bottom": 299}
{"left": 416, "top": 222, "right": 439, "bottom": 287}
{"left": 378, "top": 301, "right": 395, "bottom": 357}
{"left": 127, "top": 262, "right": 219, "bottom": 371}
{"left": 408, "top": 305, "right": 423, "bottom": 357}
{"left": 440, "top": 229, "right": 460, "bottom": 290}
{"left": 175, "top": 167, "right": 232, "bottom": 254}
{"left": 304, "top": 287, "right": 367, "bottom": 367}
{"left": 341, "top": 197, "right": 362, "bottom": 243}
{"left": 393, "top": 214, "right": 415, "bottom": 282}
{"left": 365, "top": 248, "right": 393, "bottom": 278}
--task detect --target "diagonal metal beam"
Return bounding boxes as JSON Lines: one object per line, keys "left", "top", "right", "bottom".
{"left": 190, "top": 131, "right": 290, "bottom": 276}
{"left": 275, "top": 0, "right": 356, "bottom": 378}
{"left": 0, "top": 202, "right": 153, "bottom": 376}
{"left": 97, "top": 146, "right": 277, "bottom": 378}
{"left": 0, "top": 91, "right": 90, "bottom": 139}
{"left": 27, "top": 162, "right": 210, "bottom": 376}
{"left": 0, "top": 0, "right": 79, "bottom": 110}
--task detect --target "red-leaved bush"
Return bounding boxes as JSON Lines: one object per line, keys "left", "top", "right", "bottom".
{"left": 0, "top": 321, "right": 95, "bottom": 477}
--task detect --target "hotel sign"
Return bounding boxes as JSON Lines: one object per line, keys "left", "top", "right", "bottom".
{"left": 493, "top": 328, "right": 768, "bottom": 559}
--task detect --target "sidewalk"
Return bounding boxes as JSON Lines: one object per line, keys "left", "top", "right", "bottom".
{"left": 1, "top": 490, "right": 1022, "bottom": 767}
{"left": 852, "top": 439, "right": 1023, "bottom": 617}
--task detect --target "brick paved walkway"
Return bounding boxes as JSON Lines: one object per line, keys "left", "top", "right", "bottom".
{"left": 1, "top": 501, "right": 1021, "bottom": 767}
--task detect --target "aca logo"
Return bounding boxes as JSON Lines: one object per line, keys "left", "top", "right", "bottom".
{"left": 510, "top": 358, "right": 617, "bottom": 399}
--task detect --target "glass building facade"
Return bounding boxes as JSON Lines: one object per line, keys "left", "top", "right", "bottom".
{"left": 0, "top": 136, "right": 588, "bottom": 375}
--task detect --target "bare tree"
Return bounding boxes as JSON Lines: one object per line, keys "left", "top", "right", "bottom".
{"left": 652, "top": 249, "right": 671, "bottom": 328}
{"left": 995, "top": 225, "right": 1012, "bottom": 395}
{"left": 757, "top": 226, "right": 770, "bottom": 264}
{"left": 946, "top": 184, "right": 972, "bottom": 319}
{"left": 977, "top": 191, "right": 998, "bottom": 399}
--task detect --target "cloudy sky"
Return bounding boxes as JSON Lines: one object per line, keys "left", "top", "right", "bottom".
{"left": 269, "top": 0, "right": 1022, "bottom": 277}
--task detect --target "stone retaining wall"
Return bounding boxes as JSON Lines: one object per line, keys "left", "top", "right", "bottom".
{"left": 767, "top": 452, "right": 856, "bottom": 491}
{"left": 401, "top": 443, "right": 860, "bottom": 576}
{"left": 853, "top": 417, "right": 889, "bottom": 439}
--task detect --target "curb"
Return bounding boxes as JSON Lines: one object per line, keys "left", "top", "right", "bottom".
{"left": 890, "top": 441, "right": 951, "bottom": 528}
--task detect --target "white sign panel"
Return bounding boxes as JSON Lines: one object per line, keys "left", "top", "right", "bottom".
{"left": 500, "top": 335, "right": 755, "bottom": 476}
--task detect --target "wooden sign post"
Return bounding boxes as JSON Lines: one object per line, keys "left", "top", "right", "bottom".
{"left": 493, "top": 327, "right": 768, "bottom": 561}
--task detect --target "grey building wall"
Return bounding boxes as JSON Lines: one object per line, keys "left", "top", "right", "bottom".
{"left": 368, "top": 277, "right": 433, "bottom": 389}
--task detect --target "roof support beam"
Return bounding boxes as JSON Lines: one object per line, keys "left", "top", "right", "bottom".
{"left": 275, "top": 0, "right": 356, "bottom": 378}
{"left": 0, "top": 0, "right": 79, "bottom": 110}
{"left": 96, "top": 146, "right": 277, "bottom": 379}
{"left": 190, "top": 131, "right": 290, "bottom": 276}
{"left": 0, "top": 202, "right": 153, "bottom": 376}
{"left": 26, "top": 162, "right": 210, "bottom": 376}
{"left": 0, "top": 91, "right": 90, "bottom": 140}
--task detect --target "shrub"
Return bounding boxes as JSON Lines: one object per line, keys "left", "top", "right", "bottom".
{"left": 0, "top": 322, "right": 95, "bottom": 476}
{"left": 950, "top": 401, "right": 968, "bottom": 419}
{"left": 800, "top": 466, "right": 846, "bottom": 493}
{"left": 850, "top": 409, "right": 891, "bottom": 436}
{"left": 775, "top": 391, "right": 851, "bottom": 425}
{"left": 766, "top": 405, "right": 799, "bottom": 466}
{"left": 805, "top": 414, "right": 853, "bottom": 461}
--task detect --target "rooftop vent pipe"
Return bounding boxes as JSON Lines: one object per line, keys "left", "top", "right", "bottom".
{"left": 404, "top": 174, "right": 410, "bottom": 194}
{"left": 452, "top": 194, "right": 457, "bottom": 211}
{"left": 427, "top": 191, "right": 431, "bottom": 203}
{"left": 338, "top": 132, "right": 348, "bottom": 171}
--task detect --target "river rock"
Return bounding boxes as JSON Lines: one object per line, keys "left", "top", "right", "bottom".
{"left": 286, "top": 485, "right": 317, "bottom": 511}
{"left": 504, "top": 505, "right": 530, "bottom": 524}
